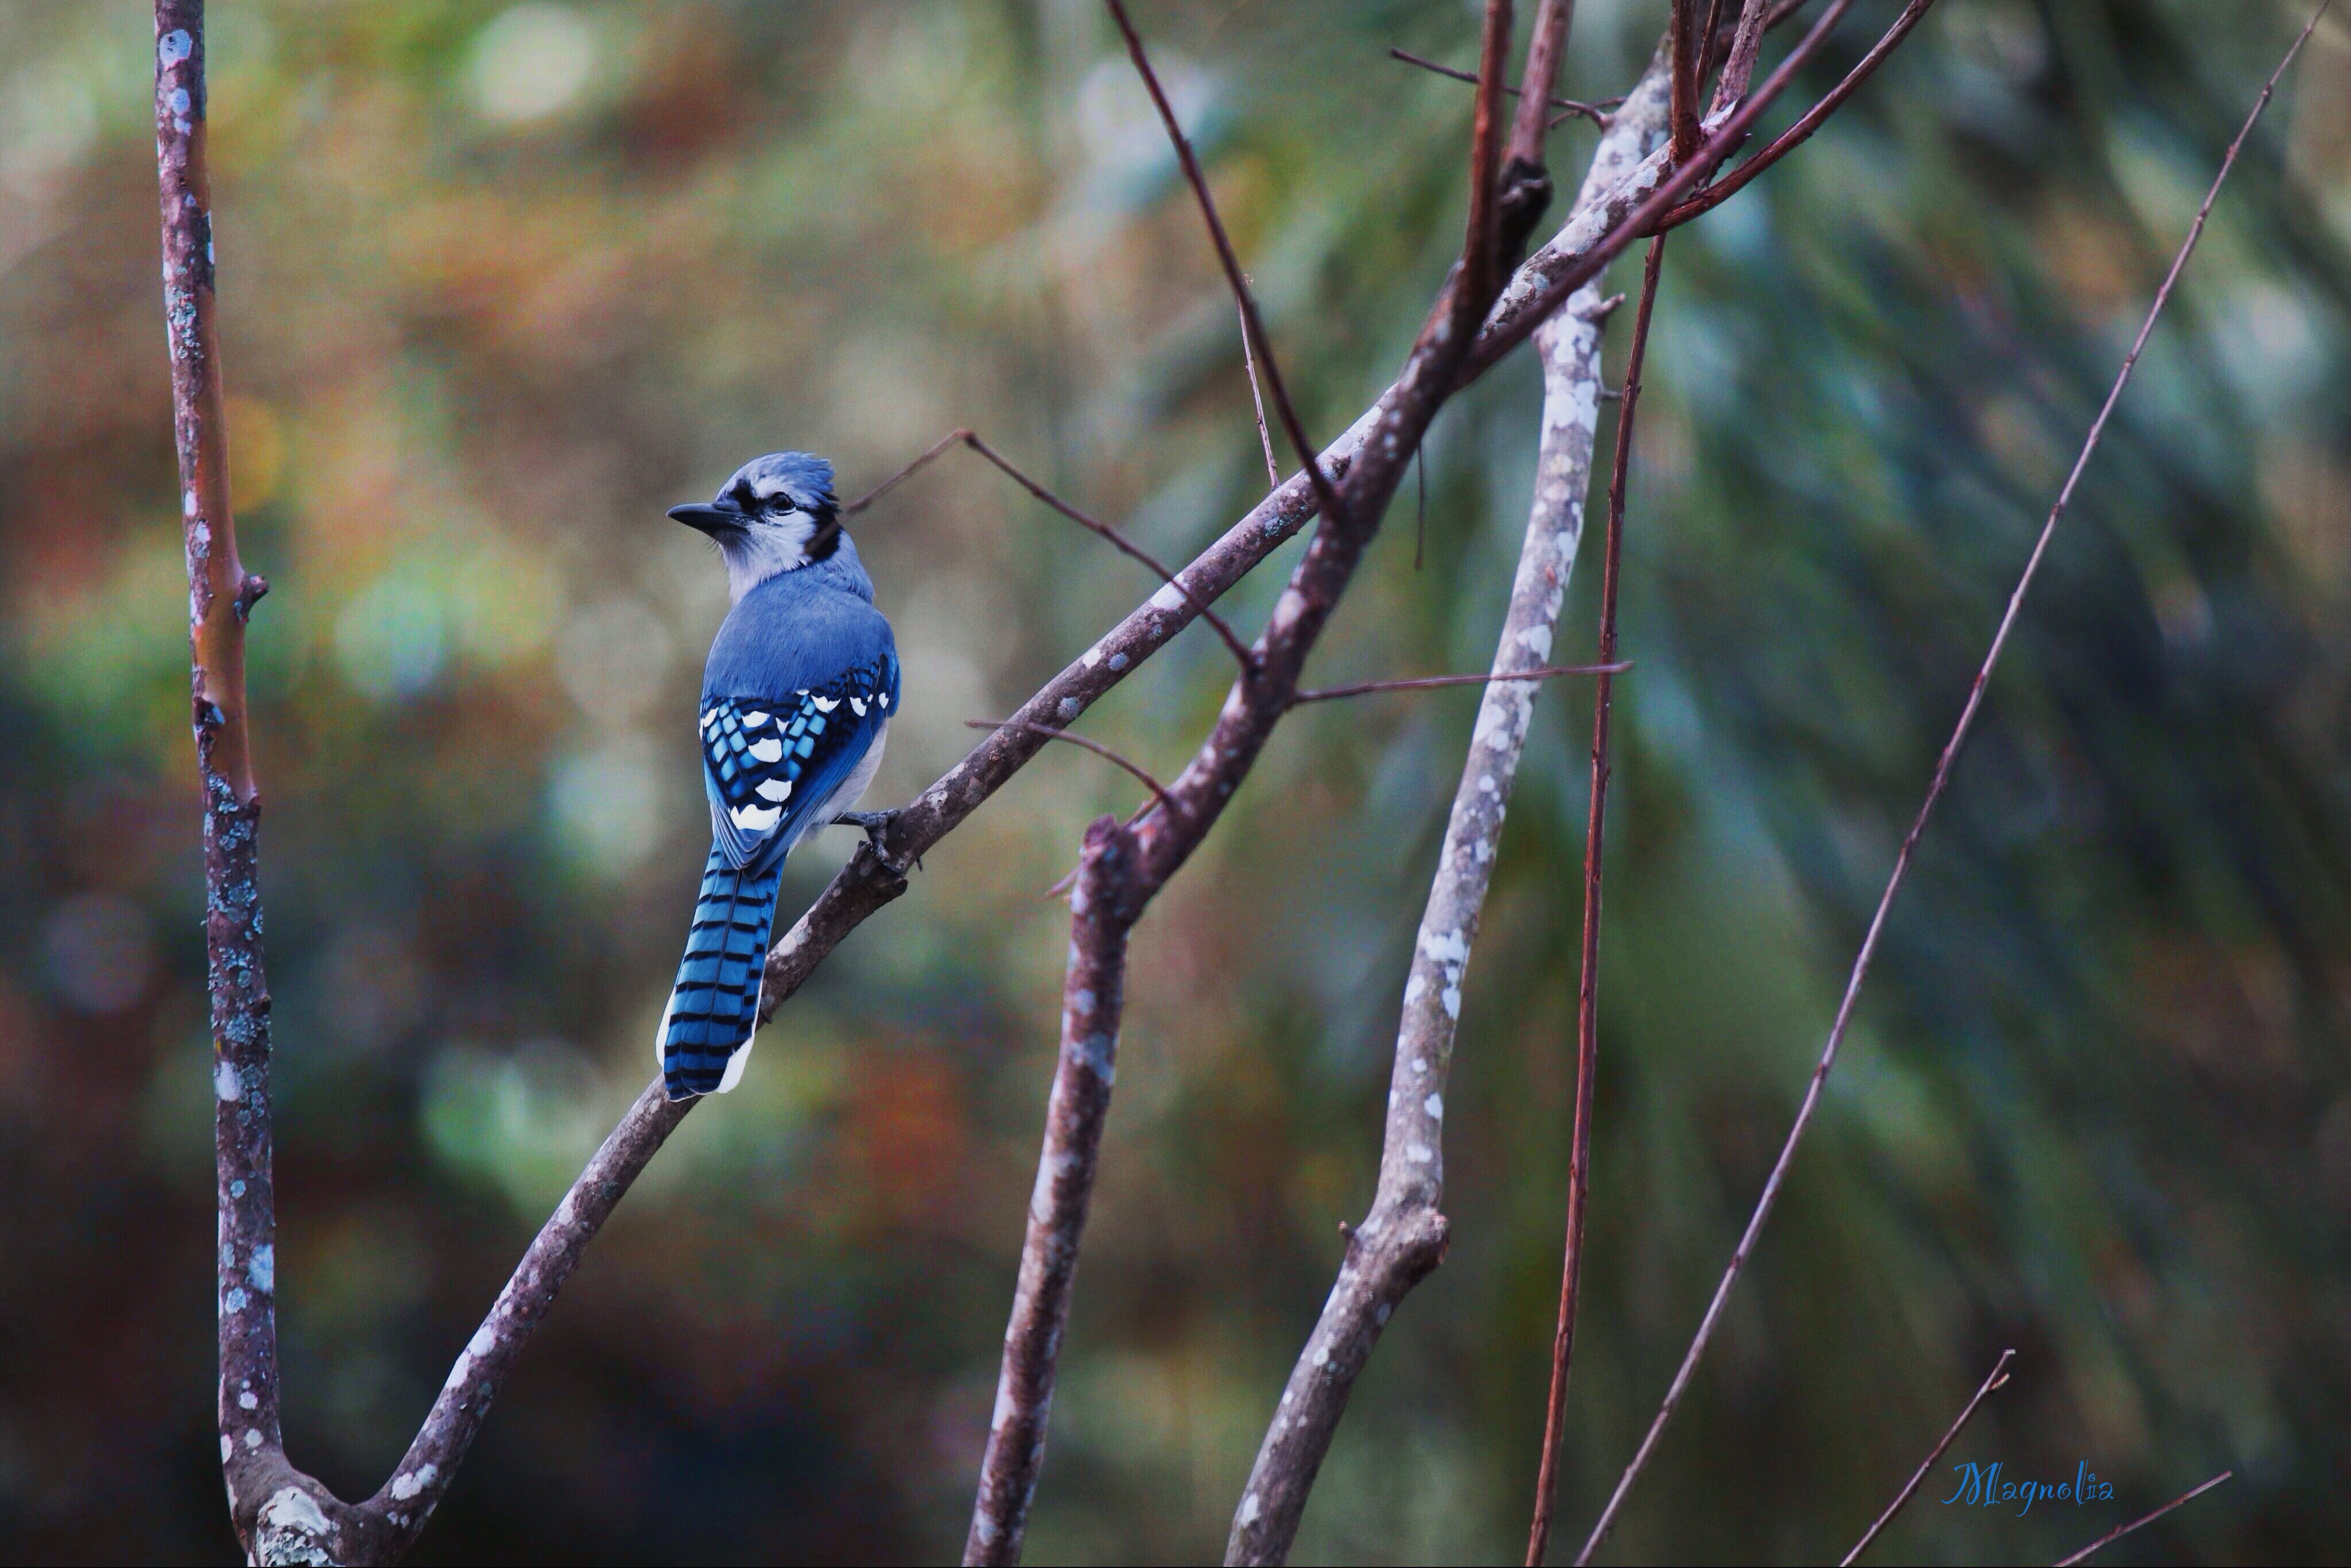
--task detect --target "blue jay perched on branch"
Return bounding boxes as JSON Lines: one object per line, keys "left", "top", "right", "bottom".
{"left": 658, "top": 452, "right": 898, "bottom": 1099}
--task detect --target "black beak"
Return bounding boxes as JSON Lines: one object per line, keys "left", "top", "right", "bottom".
{"left": 668, "top": 500, "right": 745, "bottom": 536}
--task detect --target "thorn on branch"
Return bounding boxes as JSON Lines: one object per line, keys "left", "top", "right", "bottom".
{"left": 967, "top": 718, "right": 1183, "bottom": 821}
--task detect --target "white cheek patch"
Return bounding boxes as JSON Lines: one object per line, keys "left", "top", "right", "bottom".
{"left": 749, "top": 738, "right": 783, "bottom": 763}
{"left": 755, "top": 778, "right": 792, "bottom": 802}
{"left": 730, "top": 803, "right": 782, "bottom": 832}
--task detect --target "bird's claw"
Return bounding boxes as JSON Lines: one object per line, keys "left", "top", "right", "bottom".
{"left": 833, "top": 809, "right": 915, "bottom": 871}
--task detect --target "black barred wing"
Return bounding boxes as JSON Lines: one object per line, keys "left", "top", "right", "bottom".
{"left": 700, "top": 655, "right": 895, "bottom": 869}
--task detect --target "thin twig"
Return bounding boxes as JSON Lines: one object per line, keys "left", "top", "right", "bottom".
{"left": 2054, "top": 1472, "right": 2235, "bottom": 1567}
{"left": 1242, "top": 299, "right": 1281, "bottom": 490}
{"left": 1393, "top": 46, "right": 1614, "bottom": 126}
{"left": 1573, "top": 11, "right": 2327, "bottom": 1561}
{"left": 842, "top": 426, "right": 969, "bottom": 516}
{"left": 966, "top": 719, "right": 1181, "bottom": 819}
{"left": 1505, "top": 0, "right": 1582, "bottom": 174}
{"left": 1527, "top": 229, "right": 1667, "bottom": 1568}
{"left": 1110, "top": 0, "right": 1349, "bottom": 537}
{"left": 1293, "top": 662, "right": 1627, "bottom": 704}
{"left": 1842, "top": 1349, "right": 2016, "bottom": 1565}
{"left": 847, "top": 427, "right": 1258, "bottom": 672}
{"left": 1652, "top": 0, "right": 1937, "bottom": 231}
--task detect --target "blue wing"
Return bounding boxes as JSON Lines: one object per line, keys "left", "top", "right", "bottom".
{"left": 699, "top": 653, "right": 897, "bottom": 870}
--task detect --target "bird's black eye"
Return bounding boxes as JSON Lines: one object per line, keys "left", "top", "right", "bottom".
{"left": 769, "top": 494, "right": 797, "bottom": 515}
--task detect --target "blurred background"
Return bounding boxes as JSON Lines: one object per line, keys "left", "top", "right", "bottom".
{"left": 3, "top": 1, "right": 2348, "bottom": 1562}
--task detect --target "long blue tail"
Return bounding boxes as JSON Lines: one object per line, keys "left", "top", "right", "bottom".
{"left": 659, "top": 843, "right": 784, "bottom": 1098}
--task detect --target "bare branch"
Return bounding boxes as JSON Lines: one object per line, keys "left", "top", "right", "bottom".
{"left": 154, "top": 5, "right": 357, "bottom": 1560}
{"left": 1242, "top": 300, "right": 1281, "bottom": 490}
{"left": 1527, "top": 227, "right": 1667, "bottom": 1568}
{"left": 1574, "top": 10, "right": 2329, "bottom": 1559}
{"left": 964, "top": 719, "right": 1181, "bottom": 821}
{"left": 1842, "top": 1349, "right": 2015, "bottom": 1565}
{"left": 2053, "top": 1472, "right": 2234, "bottom": 1567}
{"left": 1709, "top": 0, "right": 1776, "bottom": 112}
{"left": 1467, "top": 0, "right": 1862, "bottom": 387}
{"left": 1394, "top": 45, "right": 1613, "bottom": 129}
{"left": 1653, "top": 0, "right": 1938, "bottom": 231}
{"left": 841, "top": 426, "right": 970, "bottom": 517}
{"left": 845, "top": 427, "right": 1258, "bottom": 673}
{"left": 1505, "top": 2, "right": 1584, "bottom": 170}
{"left": 966, "top": 817, "right": 1140, "bottom": 1565}
{"left": 1670, "top": 0, "right": 1702, "bottom": 162}
{"left": 1291, "top": 662, "right": 1625, "bottom": 704}
{"left": 1108, "top": 0, "right": 1351, "bottom": 535}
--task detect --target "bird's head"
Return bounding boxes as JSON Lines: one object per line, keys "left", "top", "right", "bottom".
{"left": 668, "top": 451, "right": 844, "bottom": 600}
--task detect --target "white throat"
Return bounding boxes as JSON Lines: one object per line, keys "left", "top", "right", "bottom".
{"left": 719, "top": 514, "right": 821, "bottom": 603}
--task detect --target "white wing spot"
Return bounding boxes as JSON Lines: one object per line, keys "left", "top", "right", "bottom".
{"left": 812, "top": 696, "right": 840, "bottom": 713}
{"left": 755, "top": 778, "right": 793, "bottom": 802}
{"left": 741, "top": 710, "right": 769, "bottom": 727}
{"left": 849, "top": 697, "right": 867, "bottom": 716}
{"left": 731, "top": 804, "right": 782, "bottom": 832}
{"left": 749, "top": 738, "right": 783, "bottom": 763}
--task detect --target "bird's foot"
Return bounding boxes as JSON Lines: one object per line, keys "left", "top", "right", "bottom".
{"left": 833, "top": 810, "right": 917, "bottom": 871}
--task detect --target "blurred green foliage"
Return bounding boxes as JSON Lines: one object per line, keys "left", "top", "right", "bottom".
{"left": 2, "top": 2, "right": 2348, "bottom": 1562}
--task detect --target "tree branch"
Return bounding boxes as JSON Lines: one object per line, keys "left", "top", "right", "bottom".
{"left": 846, "top": 426, "right": 1258, "bottom": 673}
{"left": 1527, "top": 227, "right": 1667, "bottom": 1568}
{"left": 1573, "top": 9, "right": 2328, "bottom": 1559}
{"left": 1394, "top": 46, "right": 1612, "bottom": 129}
{"left": 2053, "top": 1471, "right": 2233, "bottom": 1567}
{"left": 1107, "top": 0, "right": 1351, "bottom": 536}
{"left": 1242, "top": 300, "right": 1282, "bottom": 490}
{"left": 154, "top": 5, "right": 359, "bottom": 1560}
{"left": 1842, "top": 1349, "right": 2015, "bottom": 1565}
{"left": 964, "top": 818, "right": 1141, "bottom": 1565}
{"left": 1651, "top": 0, "right": 1938, "bottom": 232}
{"left": 1228, "top": 44, "right": 1675, "bottom": 1568}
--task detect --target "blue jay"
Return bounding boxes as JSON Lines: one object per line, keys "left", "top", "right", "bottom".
{"left": 658, "top": 452, "right": 898, "bottom": 1099}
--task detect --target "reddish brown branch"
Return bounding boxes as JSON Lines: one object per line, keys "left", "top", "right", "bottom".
{"left": 1652, "top": 0, "right": 1938, "bottom": 231}
{"left": 1842, "top": 1349, "right": 2016, "bottom": 1564}
{"left": 965, "top": 818, "right": 1140, "bottom": 1565}
{"left": 1108, "top": 0, "right": 1351, "bottom": 537}
{"left": 2054, "top": 1472, "right": 2234, "bottom": 1566}
{"left": 1670, "top": 0, "right": 1702, "bottom": 162}
{"left": 1574, "top": 10, "right": 2328, "bottom": 1559}
{"left": 1526, "top": 230, "right": 1667, "bottom": 1568}
{"left": 1465, "top": 0, "right": 1860, "bottom": 390}
{"left": 1506, "top": 2, "right": 1583, "bottom": 170}
{"left": 1292, "top": 662, "right": 1626, "bottom": 704}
